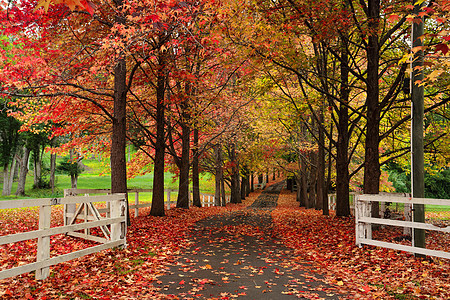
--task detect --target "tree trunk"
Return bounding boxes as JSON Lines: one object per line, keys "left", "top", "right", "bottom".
{"left": 258, "top": 174, "right": 263, "bottom": 184}
{"left": 336, "top": 33, "right": 351, "bottom": 217}
{"left": 176, "top": 121, "right": 191, "bottom": 209}
{"left": 309, "top": 151, "right": 317, "bottom": 209}
{"left": 250, "top": 172, "right": 254, "bottom": 192}
{"left": 69, "top": 149, "right": 77, "bottom": 189}
{"left": 33, "top": 154, "right": 42, "bottom": 188}
{"left": 240, "top": 175, "right": 246, "bottom": 200}
{"left": 2, "top": 163, "right": 10, "bottom": 196}
{"left": 111, "top": 56, "right": 129, "bottom": 224}
{"left": 364, "top": 0, "right": 381, "bottom": 218}
{"left": 150, "top": 69, "right": 166, "bottom": 217}
{"left": 71, "top": 174, "right": 78, "bottom": 188}
{"left": 300, "top": 160, "right": 307, "bottom": 207}
{"left": 50, "top": 153, "right": 56, "bottom": 194}
{"left": 214, "top": 144, "right": 222, "bottom": 206}
{"left": 246, "top": 173, "right": 250, "bottom": 197}
{"left": 295, "top": 176, "right": 301, "bottom": 203}
{"left": 230, "top": 143, "right": 241, "bottom": 204}
{"left": 326, "top": 123, "right": 333, "bottom": 212}
{"left": 220, "top": 175, "right": 226, "bottom": 206}
{"left": 317, "top": 104, "right": 326, "bottom": 212}
{"left": 16, "top": 146, "right": 30, "bottom": 196}
{"left": 412, "top": 0, "right": 426, "bottom": 250}
{"left": 192, "top": 128, "right": 201, "bottom": 207}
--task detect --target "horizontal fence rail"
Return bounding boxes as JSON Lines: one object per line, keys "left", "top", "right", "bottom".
{"left": 355, "top": 194, "right": 450, "bottom": 260}
{"left": 0, "top": 194, "right": 127, "bottom": 280}
{"left": 64, "top": 188, "right": 231, "bottom": 218}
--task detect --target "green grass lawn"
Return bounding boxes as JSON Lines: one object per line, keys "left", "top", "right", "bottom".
{"left": 0, "top": 157, "right": 216, "bottom": 201}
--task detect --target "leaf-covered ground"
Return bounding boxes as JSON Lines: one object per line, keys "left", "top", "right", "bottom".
{"left": 1, "top": 184, "right": 449, "bottom": 299}
{"left": 273, "top": 191, "right": 450, "bottom": 299}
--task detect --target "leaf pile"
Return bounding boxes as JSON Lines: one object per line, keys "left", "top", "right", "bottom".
{"left": 0, "top": 203, "right": 246, "bottom": 299}
{"left": 272, "top": 190, "right": 450, "bottom": 299}
{"left": 1, "top": 187, "right": 448, "bottom": 299}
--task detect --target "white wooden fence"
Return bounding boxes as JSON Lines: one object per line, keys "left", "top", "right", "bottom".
{"left": 355, "top": 194, "right": 450, "bottom": 259}
{"left": 0, "top": 194, "right": 127, "bottom": 280}
{"left": 64, "top": 188, "right": 231, "bottom": 218}
{"left": 328, "top": 192, "right": 358, "bottom": 214}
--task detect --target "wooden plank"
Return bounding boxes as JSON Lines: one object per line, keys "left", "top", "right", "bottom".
{"left": 0, "top": 217, "right": 124, "bottom": 245}
{"left": 110, "top": 200, "right": 126, "bottom": 242}
{"left": 358, "top": 194, "right": 450, "bottom": 206}
{"left": 134, "top": 191, "right": 139, "bottom": 217}
{"left": 128, "top": 189, "right": 152, "bottom": 193}
{"left": 62, "top": 194, "right": 126, "bottom": 205}
{"left": 0, "top": 194, "right": 126, "bottom": 210}
{"left": 360, "top": 239, "right": 450, "bottom": 260}
{"left": 66, "top": 188, "right": 154, "bottom": 195}
{"left": 0, "top": 240, "right": 125, "bottom": 280}
{"left": 87, "top": 203, "right": 110, "bottom": 238}
{"left": 0, "top": 198, "right": 52, "bottom": 209}
{"left": 64, "top": 189, "right": 111, "bottom": 195}
{"left": 36, "top": 205, "right": 51, "bottom": 280}
{"left": 68, "top": 203, "right": 86, "bottom": 226}
{"left": 129, "top": 203, "right": 152, "bottom": 209}
{"left": 67, "top": 232, "right": 109, "bottom": 244}
{"left": 70, "top": 215, "right": 101, "bottom": 221}
{"left": 359, "top": 217, "right": 450, "bottom": 233}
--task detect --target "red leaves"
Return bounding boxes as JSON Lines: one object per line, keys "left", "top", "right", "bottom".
{"left": 35, "top": 0, "right": 95, "bottom": 16}
{"left": 272, "top": 191, "right": 450, "bottom": 299}
{"left": 0, "top": 203, "right": 246, "bottom": 298}
{"left": 435, "top": 43, "right": 449, "bottom": 55}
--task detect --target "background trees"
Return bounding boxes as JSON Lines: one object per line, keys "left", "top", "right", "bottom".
{"left": 0, "top": 0, "right": 448, "bottom": 213}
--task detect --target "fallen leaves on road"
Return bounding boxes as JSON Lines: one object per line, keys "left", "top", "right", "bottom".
{"left": 0, "top": 204, "right": 245, "bottom": 299}
{"left": 273, "top": 190, "right": 450, "bottom": 299}
{"left": 0, "top": 187, "right": 448, "bottom": 299}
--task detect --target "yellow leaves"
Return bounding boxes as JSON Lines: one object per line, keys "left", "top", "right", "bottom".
{"left": 426, "top": 70, "right": 444, "bottom": 82}
{"left": 398, "top": 53, "right": 413, "bottom": 65}
{"left": 35, "top": 0, "right": 53, "bottom": 13}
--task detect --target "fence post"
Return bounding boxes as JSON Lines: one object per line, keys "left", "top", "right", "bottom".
{"left": 135, "top": 191, "right": 139, "bottom": 217}
{"left": 64, "top": 189, "right": 77, "bottom": 226}
{"left": 404, "top": 203, "right": 412, "bottom": 236}
{"left": 363, "top": 199, "right": 372, "bottom": 241}
{"left": 355, "top": 195, "right": 364, "bottom": 247}
{"left": 166, "top": 190, "right": 171, "bottom": 210}
{"left": 110, "top": 196, "right": 126, "bottom": 247}
{"left": 36, "top": 204, "right": 51, "bottom": 280}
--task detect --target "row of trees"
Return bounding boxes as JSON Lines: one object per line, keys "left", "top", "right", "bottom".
{"left": 0, "top": 101, "right": 85, "bottom": 196}
{"left": 227, "top": 0, "right": 450, "bottom": 216}
{"left": 0, "top": 101, "right": 57, "bottom": 196}
{"left": 0, "top": 0, "right": 448, "bottom": 219}
{"left": 0, "top": 0, "right": 280, "bottom": 219}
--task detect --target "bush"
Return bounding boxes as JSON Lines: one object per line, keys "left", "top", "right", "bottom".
{"left": 387, "top": 162, "right": 450, "bottom": 199}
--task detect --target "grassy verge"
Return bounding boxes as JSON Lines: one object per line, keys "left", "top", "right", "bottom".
{"left": 0, "top": 158, "right": 216, "bottom": 201}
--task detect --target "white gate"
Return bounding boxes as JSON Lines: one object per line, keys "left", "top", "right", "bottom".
{"left": 0, "top": 194, "right": 127, "bottom": 280}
